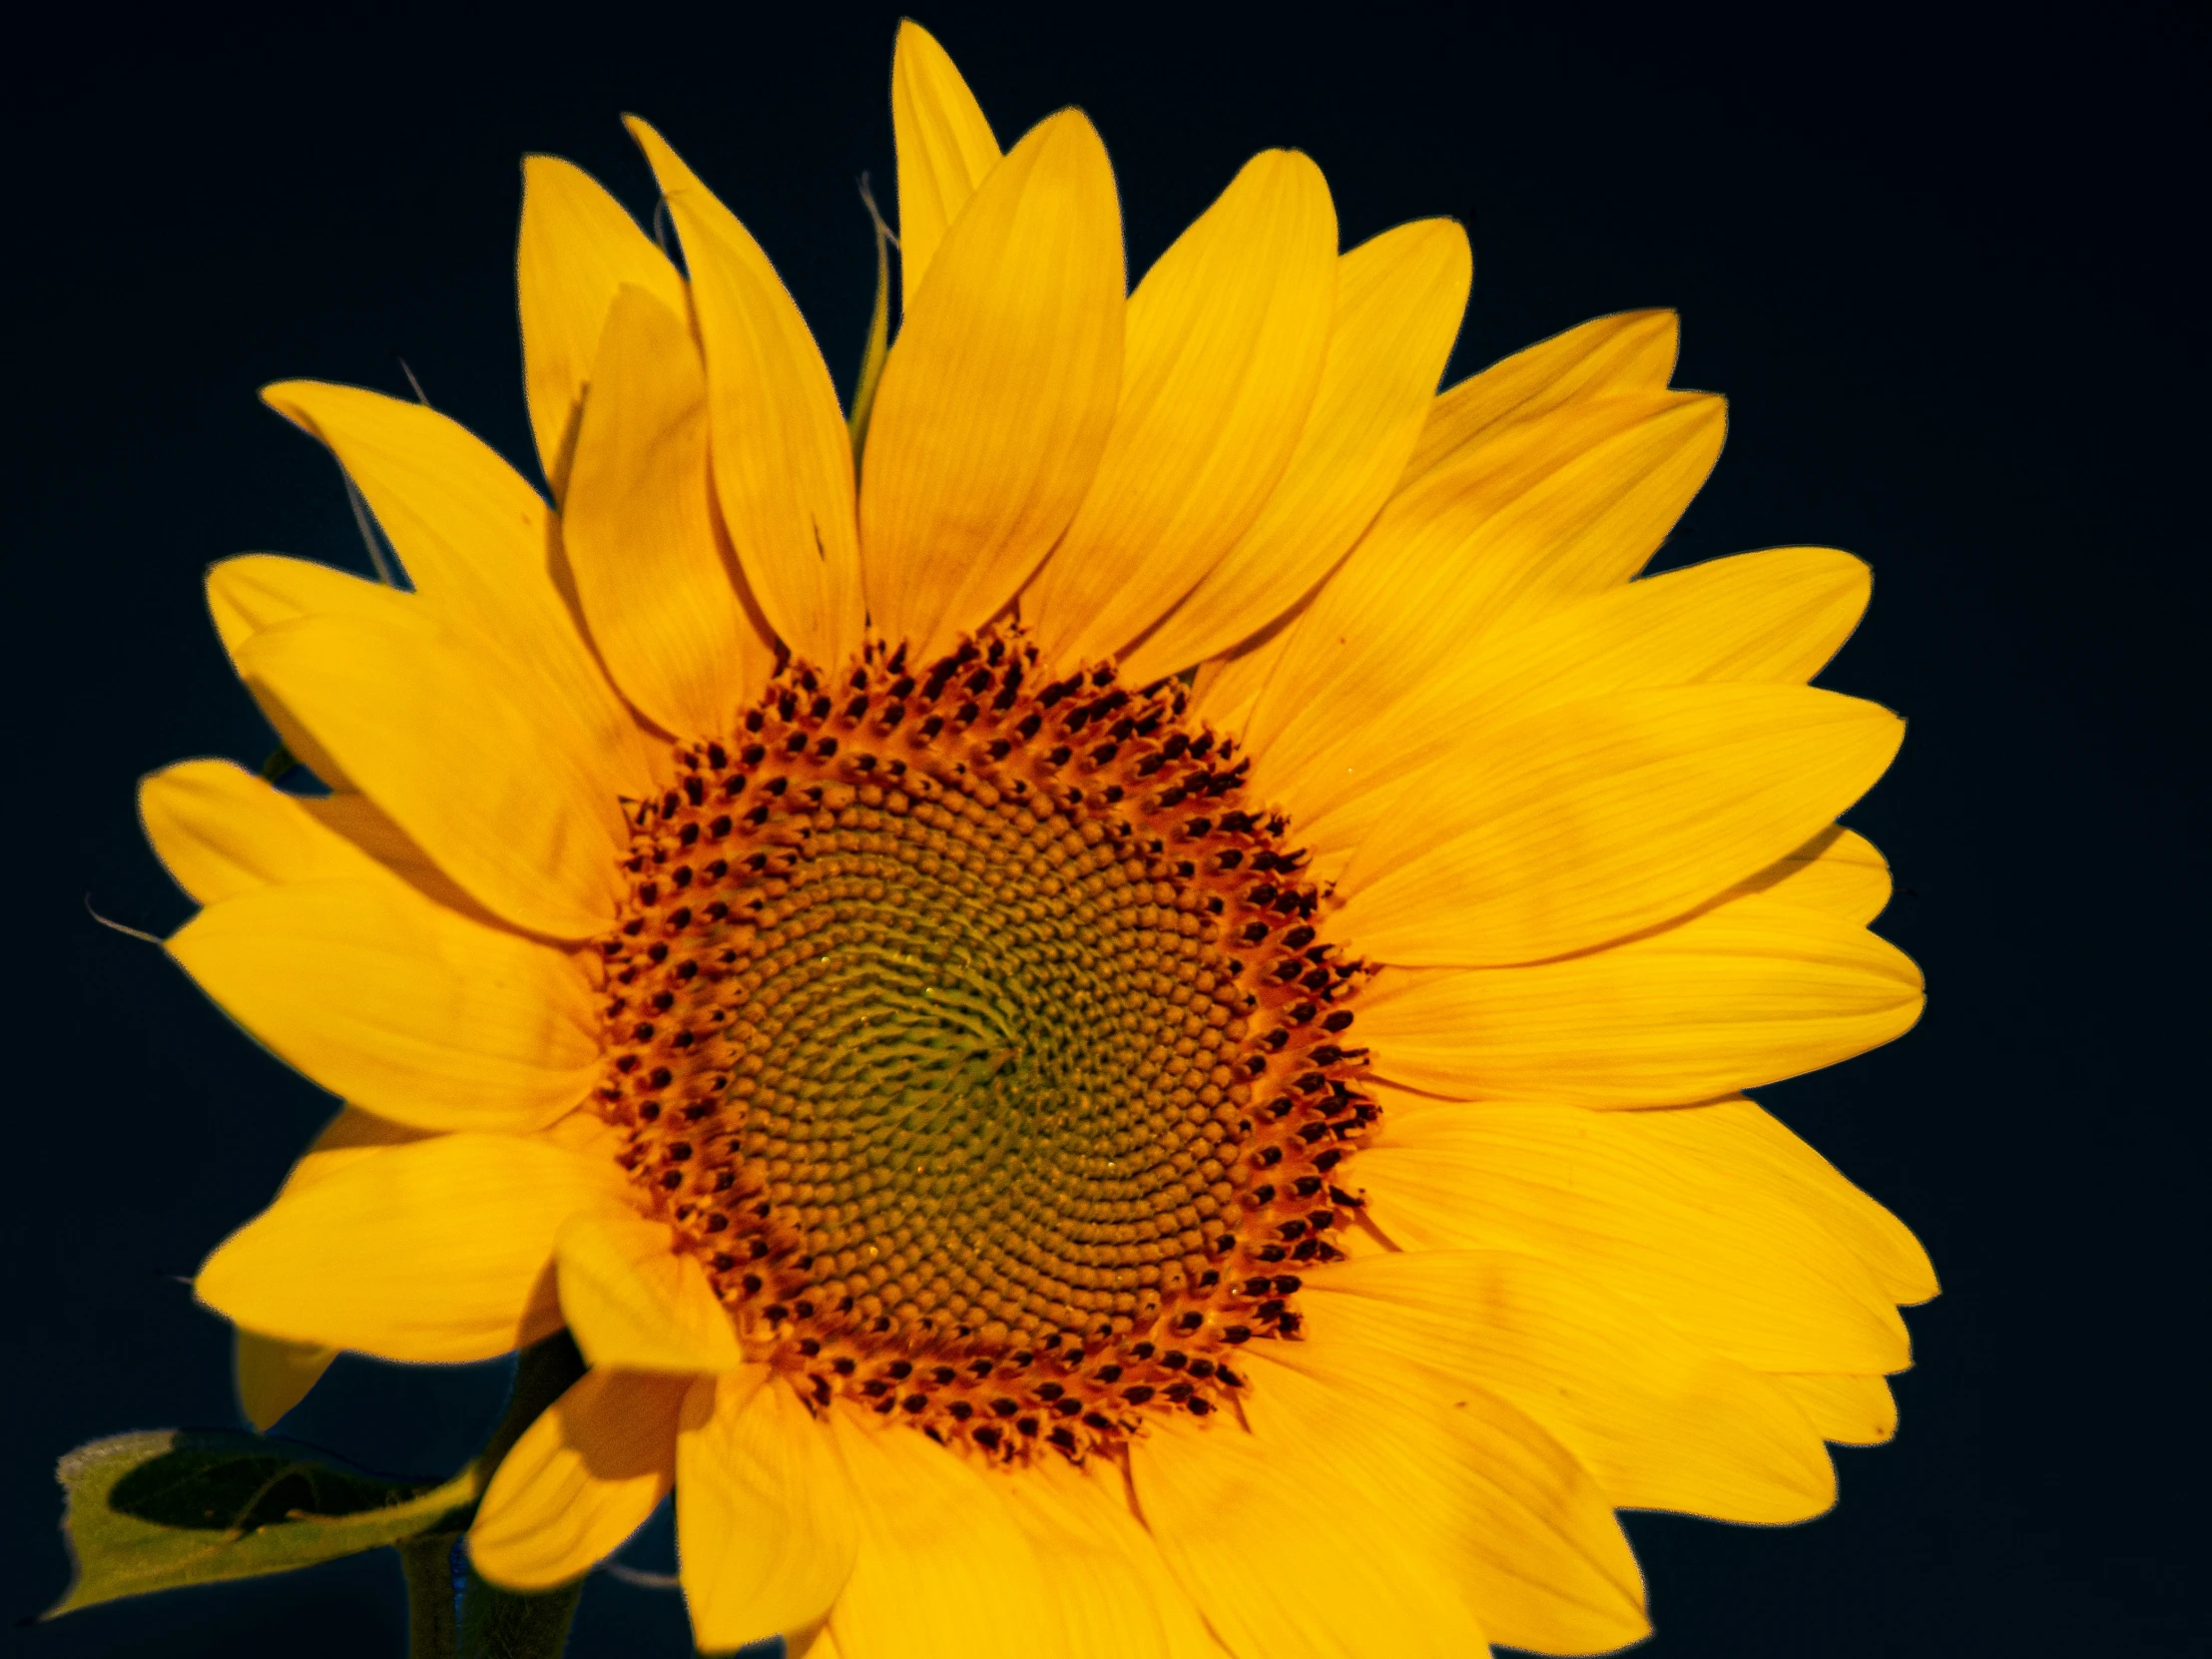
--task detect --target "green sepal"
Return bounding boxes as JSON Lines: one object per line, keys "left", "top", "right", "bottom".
{"left": 45, "top": 1429, "right": 479, "bottom": 1617}
{"left": 847, "top": 173, "right": 895, "bottom": 466}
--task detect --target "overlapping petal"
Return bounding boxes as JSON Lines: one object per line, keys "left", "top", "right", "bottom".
{"left": 678, "top": 1374, "right": 857, "bottom": 1651}
{"left": 1775, "top": 1373, "right": 1901, "bottom": 1445}
{"left": 1402, "top": 307, "right": 1680, "bottom": 482}
{"left": 1024, "top": 149, "right": 1340, "bottom": 666}
{"left": 827, "top": 1410, "right": 1062, "bottom": 1659}
{"left": 260, "top": 381, "right": 648, "bottom": 777}
{"left": 628, "top": 117, "right": 862, "bottom": 670}
{"left": 563, "top": 282, "right": 776, "bottom": 737}
{"left": 1139, "top": 1353, "right": 1645, "bottom": 1657}
{"left": 554, "top": 1207, "right": 745, "bottom": 1374}
{"left": 234, "top": 609, "right": 626, "bottom": 939}
{"left": 1121, "top": 218, "right": 1471, "bottom": 685}
{"left": 1246, "top": 391, "right": 1727, "bottom": 788}
{"left": 196, "top": 1132, "right": 623, "bottom": 1362}
{"left": 1358, "top": 890, "right": 1924, "bottom": 1106}
{"left": 1332, "top": 683, "right": 1905, "bottom": 965}
{"left": 991, "top": 1455, "right": 1224, "bottom": 1659}
{"left": 860, "top": 109, "right": 1125, "bottom": 664}
{"left": 890, "top": 20, "right": 1001, "bottom": 308}
{"left": 1280, "top": 544, "right": 1874, "bottom": 841}
{"left": 1305, "top": 1251, "right": 1836, "bottom": 1522}
{"left": 1359, "top": 1091, "right": 1915, "bottom": 1374}
{"left": 167, "top": 876, "right": 597, "bottom": 1133}
{"left": 516, "top": 154, "right": 689, "bottom": 499}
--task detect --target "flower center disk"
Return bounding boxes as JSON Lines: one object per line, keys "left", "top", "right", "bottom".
{"left": 595, "top": 631, "right": 1376, "bottom": 1459}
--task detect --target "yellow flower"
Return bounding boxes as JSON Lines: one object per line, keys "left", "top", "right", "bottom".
{"left": 146, "top": 22, "right": 1933, "bottom": 1657}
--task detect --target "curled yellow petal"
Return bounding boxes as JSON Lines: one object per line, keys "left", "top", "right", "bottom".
{"left": 677, "top": 1374, "right": 855, "bottom": 1652}
{"left": 555, "top": 1208, "right": 745, "bottom": 1375}
{"left": 471, "top": 1368, "right": 688, "bottom": 1588}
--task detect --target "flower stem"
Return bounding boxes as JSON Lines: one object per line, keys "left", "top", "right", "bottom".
{"left": 394, "top": 1332, "right": 590, "bottom": 1659}
{"left": 397, "top": 1534, "right": 462, "bottom": 1659}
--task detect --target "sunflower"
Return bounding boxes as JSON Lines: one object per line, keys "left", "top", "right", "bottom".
{"left": 144, "top": 22, "right": 1933, "bottom": 1657}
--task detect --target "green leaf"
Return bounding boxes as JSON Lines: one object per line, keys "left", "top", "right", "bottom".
{"left": 47, "top": 1429, "right": 480, "bottom": 1617}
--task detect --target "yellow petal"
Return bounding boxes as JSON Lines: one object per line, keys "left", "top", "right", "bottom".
{"left": 1334, "top": 684, "right": 1906, "bottom": 966}
{"left": 1141, "top": 1351, "right": 1645, "bottom": 1657}
{"left": 1187, "top": 599, "right": 1306, "bottom": 734}
{"left": 167, "top": 877, "right": 598, "bottom": 1133}
{"left": 1360, "top": 1092, "right": 1913, "bottom": 1373}
{"left": 1249, "top": 1350, "right": 1648, "bottom": 1657}
{"left": 826, "top": 1410, "right": 1055, "bottom": 1659}
{"left": 279, "top": 1107, "right": 436, "bottom": 1195}
{"left": 554, "top": 1208, "right": 744, "bottom": 1375}
{"left": 1358, "top": 889, "right": 1924, "bottom": 1106}
{"left": 236, "top": 609, "right": 625, "bottom": 939}
{"left": 1775, "top": 1372, "right": 1899, "bottom": 1444}
{"left": 1279, "top": 544, "right": 1874, "bottom": 838}
{"left": 1246, "top": 391, "right": 1727, "bottom": 784}
{"left": 1732, "top": 824, "right": 1894, "bottom": 925}
{"left": 235, "top": 1330, "right": 337, "bottom": 1431}
{"left": 1137, "top": 1401, "right": 1482, "bottom": 1658}
{"left": 207, "top": 552, "right": 398, "bottom": 663}
{"left": 677, "top": 1373, "right": 855, "bottom": 1651}
{"left": 889, "top": 19, "right": 1001, "bottom": 310}
{"left": 563, "top": 282, "right": 776, "bottom": 737}
{"left": 206, "top": 555, "right": 406, "bottom": 788}
{"left": 858, "top": 110, "right": 1125, "bottom": 665}
{"left": 260, "top": 381, "right": 645, "bottom": 773}
{"left": 141, "top": 760, "right": 372, "bottom": 905}
{"left": 627, "top": 117, "right": 862, "bottom": 670}
{"left": 139, "top": 758, "right": 494, "bottom": 933}
{"left": 470, "top": 1368, "right": 687, "bottom": 1588}
{"left": 1405, "top": 307, "right": 1680, "bottom": 483}
{"left": 196, "top": 1132, "right": 621, "bottom": 1362}
{"left": 1306, "top": 1251, "right": 1835, "bottom": 1524}
{"left": 1630, "top": 1095, "right": 1937, "bottom": 1305}
{"left": 1120, "top": 218, "right": 1471, "bottom": 685}
{"left": 517, "top": 154, "right": 689, "bottom": 500}
{"left": 991, "top": 1454, "right": 1223, "bottom": 1659}
{"left": 295, "top": 792, "right": 502, "bottom": 920}
{"left": 1025, "top": 150, "right": 1340, "bottom": 668}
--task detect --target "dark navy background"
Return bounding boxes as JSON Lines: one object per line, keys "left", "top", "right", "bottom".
{"left": 8, "top": 2, "right": 2202, "bottom": 1654}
